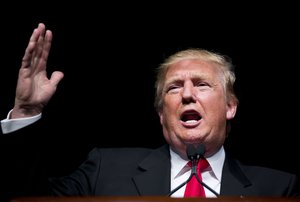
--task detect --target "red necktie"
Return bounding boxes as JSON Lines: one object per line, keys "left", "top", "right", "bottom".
{"left": 184, "top": 158, "right": 209, "bottom": 197}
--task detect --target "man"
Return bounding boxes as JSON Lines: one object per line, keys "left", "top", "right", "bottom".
{"left": 48, "top": 46, "right": 299, "bottom": 196}
{"left": 1, "top": 23, "right": 64, "bottom": 134}
{"left": 3, "top": 23, "right": 300, "bottom": 198}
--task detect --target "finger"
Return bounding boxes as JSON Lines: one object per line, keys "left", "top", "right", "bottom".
{"left": 40, "top": 30, "right": 53, "bottom": 71}
{"left": 32, "top": 24, "right": 46, "bottom": 67}
{"left": 21, "top": 23, "right": 45, "bottom": 69}
{"left": 35, "top": 30, "right": 52, "bottom": 72}
{"left": 50, "top": 71, "right": 64, "bottom": 87}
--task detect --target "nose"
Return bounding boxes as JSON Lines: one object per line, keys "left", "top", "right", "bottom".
{"left": 182, "top": 82, "right": 196, "bottom": 104}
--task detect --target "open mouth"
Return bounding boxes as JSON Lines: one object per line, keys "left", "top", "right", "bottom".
{"left": 180, "top": 110, "right": 202, "bottom": 124}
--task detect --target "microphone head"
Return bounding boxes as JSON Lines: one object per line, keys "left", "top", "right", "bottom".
{"left": 195, "top": 144, "right": 205, "bottom": 159}
{"left": 186, "top": 144, "right": 197, "bottom": 160}
{"left": 186, "top": 144, "right": 206, "bottom": 160}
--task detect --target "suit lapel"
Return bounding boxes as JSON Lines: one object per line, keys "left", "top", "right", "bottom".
{"left": 132, "top": 146, "right": 254, "bottom": 196}
{"left": 220, "top": 154, "right": 252, "bottom": 196}
{"left": 132, "top": 145, "right": 171, "bottom": 196}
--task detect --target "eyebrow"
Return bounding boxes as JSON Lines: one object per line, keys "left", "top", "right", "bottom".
{"left": 165, "top": 73, "right": 211, "bottom": 85}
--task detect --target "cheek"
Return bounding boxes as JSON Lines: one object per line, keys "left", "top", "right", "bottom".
{"left": 160, "top": 106, "right": 178, "bottom": 132}
{"left": 201, "top": 95, "right": 227, "bottom": 116}
{"left": 163, "top": 96, "right": 180, "bottom": 112}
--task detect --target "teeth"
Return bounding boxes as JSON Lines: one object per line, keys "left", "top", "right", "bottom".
{"left": 185, "top": 120, "right": 198, "bottom": 123}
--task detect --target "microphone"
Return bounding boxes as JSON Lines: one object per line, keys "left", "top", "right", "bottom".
{"left": 187, "top": 144, "right": 205, "bottom": 161}
{"left": 167, "top": 144, "right": 219, "bottom": 197}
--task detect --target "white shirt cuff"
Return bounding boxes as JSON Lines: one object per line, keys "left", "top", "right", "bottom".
{"left": 1, "top": 109, "right": 42, "bottom": 134}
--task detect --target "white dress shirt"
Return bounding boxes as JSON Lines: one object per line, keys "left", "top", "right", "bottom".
{"left": 170, "top": 146, "right": 225, "bottom": 198}
{"left": 1, "top": 110, "right": 41, "bottom": 134}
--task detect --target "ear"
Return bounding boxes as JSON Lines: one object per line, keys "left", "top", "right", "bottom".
{"left": 226, "top": 99, "right": 237, "bottom": 120}
{"left": 158, "top": 111, "right": 164, "bottom": 125}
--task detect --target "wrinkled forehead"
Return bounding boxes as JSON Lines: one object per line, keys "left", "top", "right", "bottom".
{"left": 165, "top": 59, "right": 222, "bottom": 82}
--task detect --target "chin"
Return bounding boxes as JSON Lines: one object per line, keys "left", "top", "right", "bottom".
{"left": 184, "top": 135, "right": 204, "bottom": 144}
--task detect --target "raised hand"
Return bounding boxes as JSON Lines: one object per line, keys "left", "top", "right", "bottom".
{"left": 11, "top": 23, "right": 64, "bottom": 119}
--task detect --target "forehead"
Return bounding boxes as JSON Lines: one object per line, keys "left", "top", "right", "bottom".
{"left": 165, "top": 59, "right": 221, "bottom": 80}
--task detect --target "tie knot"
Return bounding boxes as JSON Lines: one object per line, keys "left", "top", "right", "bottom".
{"left": 198, "top": 158, "right": 209, "bottom": 172}
{"left": 188, "top": 158, "right": 209, "bottom": 173}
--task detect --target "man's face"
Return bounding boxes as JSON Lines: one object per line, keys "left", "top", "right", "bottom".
{"left": 159, "top": 59, "right": 237, "bottom": 159}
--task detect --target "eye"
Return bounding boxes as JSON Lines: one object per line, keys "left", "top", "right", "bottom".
{"left": 196, "top": 82, "right": 208, "bottom": 87}
{"left": 195, "top": 82, "right": 211, "bottom": 91}
{"left": 166, "top": 84, "right": 181, "bottom": 93}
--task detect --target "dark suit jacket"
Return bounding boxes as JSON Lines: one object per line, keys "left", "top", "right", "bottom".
{"left": 49, "top": 144, "right": 299, "bottom": 197}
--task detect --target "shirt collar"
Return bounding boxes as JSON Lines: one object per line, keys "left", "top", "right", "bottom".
{"left": 170, "top": 146, "right": 225, "bottom": 181}
{"left": 170, "top": 148, "right": 189, "bottom": 179}
{"left": 206, "top": 146, "right": 225, "bottom": 181}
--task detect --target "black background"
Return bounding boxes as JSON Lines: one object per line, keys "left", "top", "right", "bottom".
{"left": 0, "top": 2, "right": 299, "bottom": 188}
